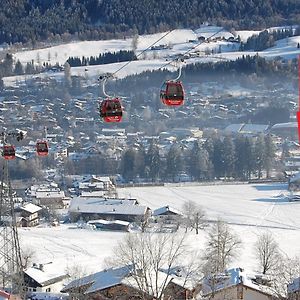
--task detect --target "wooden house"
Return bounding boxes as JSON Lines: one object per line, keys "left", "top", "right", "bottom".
{"left": 202, "top": 268, "right": 278, "bottom": 300}
{"left": 15, "top": 203, "right": 42, "bottom": 227}
{"left": 24, "top": 263, "right": 68, "bottom": 294}
{"left": 61, "top": 265, "right": 194, "bottom": 299}
{"left": 69, "top": 197, "right": 150, "bottom": 222}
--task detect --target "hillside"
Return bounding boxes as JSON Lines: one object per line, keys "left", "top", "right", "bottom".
{"left": 4, "top": 26, "right": 299, "bottom": 88}
{"left": 0, "top": 0, "right": 299, "bottom": 44}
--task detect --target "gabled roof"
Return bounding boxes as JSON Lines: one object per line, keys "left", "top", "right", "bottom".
{"left": 25, "top": 265, "right": 67, "bottom": 287}
{"left": 153, "top": 206, "right": 182, "bottom": 216}
{"left": 69, "top": 197, "right": 145, "bottom": 216}
{"left": 202, "top": 267, "right": 275, "bottom": 297}
{"left": 20, "top": 203, "right": 42, "bottom": 214}
{"left": 62, "top": 265, "right": 173, "bottom": 298}
{"left": 61, "top": 266, "right": 132, "bottom": 294}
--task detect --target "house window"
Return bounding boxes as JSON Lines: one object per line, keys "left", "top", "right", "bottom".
{"left": 32, "top": 288, "right": 36, "bottom": 292}
{"left": 46, "top": 288, "right": 51, "bottom": 292}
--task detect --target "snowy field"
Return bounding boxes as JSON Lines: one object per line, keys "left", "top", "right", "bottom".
{"left": 18, "top": 183, "right": 300, "bottom": 277}
{"left": 3, "top": 25, "right": 299, "bottom": 88}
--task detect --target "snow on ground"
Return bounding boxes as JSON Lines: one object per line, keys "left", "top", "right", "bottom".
{"left": 18, "top": 183, "right": 300, "bottom": 276}
{"left": 137, "top": 29, "right": 197, "bottom": 50}
{"left": 261, "top": 36, "right": 300, "bottom": 60}
{"left": 195, "top": 25, "right": 234, "bottom": 39}
{"left": 14, "top": 39, "right": 133, "bottom": 66}
{"left": 2, "top": 26, "right": 299, "bottom": 88}
{"left": 235, "top": 30, "right": 261, "bottom": 42}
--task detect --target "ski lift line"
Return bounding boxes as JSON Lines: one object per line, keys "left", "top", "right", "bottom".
{"left": 111, "top": 29, "right": 175, "bottom": 77}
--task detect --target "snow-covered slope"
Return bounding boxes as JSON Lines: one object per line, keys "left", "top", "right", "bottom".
{"left": 1, "top": 25, "right": 297, "bottom": 88}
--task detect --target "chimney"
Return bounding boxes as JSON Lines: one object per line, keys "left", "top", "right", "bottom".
{"left": 39, "top": 264, "right": 44, "bottom": 271}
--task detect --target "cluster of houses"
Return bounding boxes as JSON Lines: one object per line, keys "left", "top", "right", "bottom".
{"left": 0, "top": 65, "right": 297, "bottom": 177}
{"left": 3, "top": 263, "right": 298, "bottom": 300}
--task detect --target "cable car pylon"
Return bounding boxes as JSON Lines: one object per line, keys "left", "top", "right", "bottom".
{"left": 0, "top": 132, "right": 25, "bottom": 299}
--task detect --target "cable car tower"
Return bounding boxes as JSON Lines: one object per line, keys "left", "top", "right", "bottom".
{"left": 0, "top": 130, "right": 25, "bottom": 298}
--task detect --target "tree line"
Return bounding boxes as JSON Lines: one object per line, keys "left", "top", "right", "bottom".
{"left": 0, "top": 0, "right": 299, "bottom": 45}
{"left": 64, "top": 134, "right": 276, "bottom": 183}
{"left": 240, "top": 27, "right": 300, "bottom": 51}
{"left": 66, "top": 50, "right": 137, "bottom": 67}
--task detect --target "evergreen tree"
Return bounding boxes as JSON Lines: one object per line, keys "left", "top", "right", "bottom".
{"left": 135, "top": 144, "right": 146, "bottom": 178}
{"left": 253, "top": 135, "right": 265, "bottom": 178}
{"left": 146, "top": 141, "right": 161, "bottom": 182}
{"left": 14, "top": 60, "right": 24, "bottom": 75}
{"left": 120, "top": 148, "right": 137, "bottom": 181}
{"left": 264, "top": 134, "right": 275, "bottom": 178}
{"left": 3, "top": 53, "right": 13, "bottom": 76}
{"left": 222, "top": 136, "right": 236, "bottom": 179}
{"left": 189, "top": 141, "right": 211, "bottom": 180}
{"left": 234, "top": 135, "right": 250, "bottom": 180}
{"left": 165, "top": 143, "right": 183, "bottom": 182}
{"left": 212, "top": 138, "right": 224, "bottom": 179}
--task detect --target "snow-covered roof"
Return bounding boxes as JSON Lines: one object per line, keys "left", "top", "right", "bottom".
{"left": 80, "top": 191, "right": 105, "bottom": 197}
{"left": 152, "top": 205, "right": 182, "bottom": 216}
{"left": 271, "top": 122, "right": 297, "bottom": 129}
{"left": 88, "top": 219, "right": 130, "bottom": 226}
{"left": 62, "top": 266, "right": 132, "bottom": 294}
{"left": 25, "top": 264, "right": 67, "bottom": 286}
{"left": 78, "top": 182, "right": 104, "bottom": 189}
{"left": 288, "top": 277, "right": 300, "bottom": 293}
{"left": 240, "top": 124, "right": 269, "bottom": 133}
{"left": 35, "top": 190, "right": 65, "bottom": 199}
{"left": 202, "top": 268, "right": 274, "bottom": 297}
{"left": 62, "top": 264, "right": 173, "bottom": 298}
{"left": 92, "top": 175, "right": 111, "bottom": 183}
{"left": 69, "top": 197, "right": 147, "bottom": 216}
{"left": 20, "top": 203, "right": 42, "bottom": 214}
{"left": 70, "top": 197, "right": 137, "bottom": 207}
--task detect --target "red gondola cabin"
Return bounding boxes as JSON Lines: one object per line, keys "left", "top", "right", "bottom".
{"left": 100, "top": 98, "right": 123, "bottom": 122}
{"left": 2, "top": 145, "right": 15, "bottom": 160}
{"left": 36, "top": 141, "right": 49, "bottom": 156}
{"left": 160, "top": 80, "right": 184, "bottom": 106}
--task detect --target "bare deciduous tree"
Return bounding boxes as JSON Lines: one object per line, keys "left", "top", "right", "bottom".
{"left": 21, "top": 247, "right": 36, "bottom": 269}
{"left": 203, "top": 220, "right": 242, "bottom": 273}
{"left": 182, "top": 200, "right": 206, "bottom": 234}
{"left": 108, "top": 233, "right": 193, "bottom": 300}
{"left": 271, "top": 255, "right": 300, "bottom": 300}
{"left": 65, "top": 264, "right": 88, "bottom": 300}
{"left": 131, "top": 34, "right": 139, "bottom": 52}
{"left": 254, "top": 232, "right": 281, "bottom": 274}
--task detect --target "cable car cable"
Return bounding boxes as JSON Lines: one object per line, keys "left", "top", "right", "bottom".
{"left": 159, "top": 26, "right": 226, "bottom": 71}
{"left": 111, "top": 29, "right": 175, "bottom": 77}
